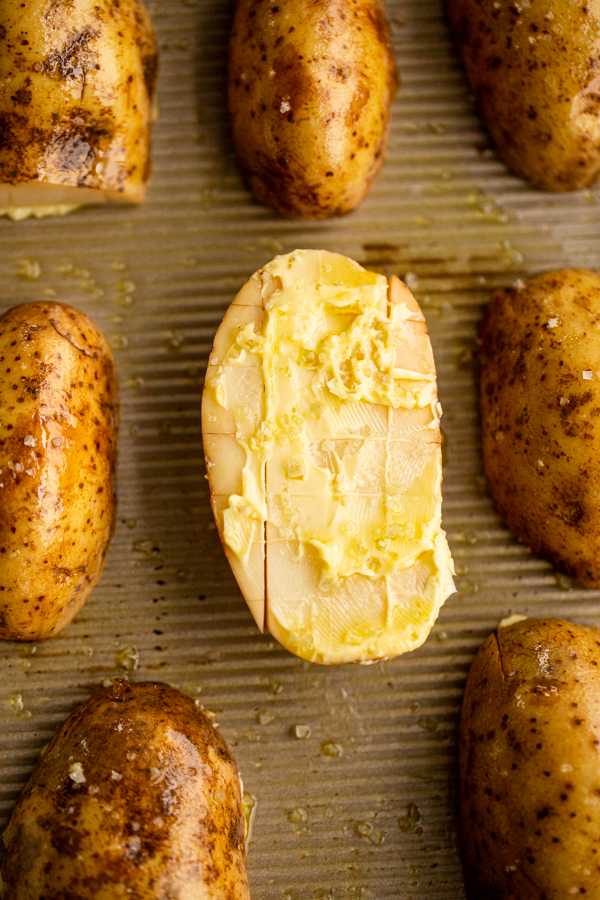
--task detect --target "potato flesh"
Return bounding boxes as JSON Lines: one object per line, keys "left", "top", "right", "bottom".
{"left": 0, "top": 302, "right": 118, "bottom": 641}
{"left": 228, "top": 0, "right": 398, "bottom": 218}
{"left": 0, "top": 0, "right": 157, "bottom": 218}
{"left": 461, "top": 617, "right": 600, "bottom": 900}
{"left": 447, "top": 0, "right": 600, "bottom": 191}
{"left": 202, "top": 250, "right": 455, "bottom": 664}
{"left": 1, "top": 680, "right": 250, "bottom": 900}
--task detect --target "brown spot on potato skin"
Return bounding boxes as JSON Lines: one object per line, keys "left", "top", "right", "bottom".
{"left": 479, "top": 269, "right": 600, "bottom": 588}
{"left": 446, "top": 0, "right": 600, "bottom": 191}
{"left": 0, "top": 301, "right": 118, "bottom": 641}
{"left": 228, "top": 0, "right": 398, "bottom": 219}
{"left": 0, "top": 0, "right": 158, "bottom": 201}
{"left": 1, "top": 680, "right": 251, "bottom": 899}
{"left": 461, "top": 618, "right": 600, "bottom": 900}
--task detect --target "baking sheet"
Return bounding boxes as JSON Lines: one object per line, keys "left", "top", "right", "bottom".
{"left": 1, "top": 0, "right": 600, "bottom": 897}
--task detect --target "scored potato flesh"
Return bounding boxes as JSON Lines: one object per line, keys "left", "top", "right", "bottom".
{"left": 202, "top": 250, "right": 455, "bottom": 664}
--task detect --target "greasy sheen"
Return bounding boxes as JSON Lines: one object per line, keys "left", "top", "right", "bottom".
{"left": 0, "top": 302, "right": 118, "bottom": 641}
{"left": 0, "top": 0, "right": 158, "bottom": 218}
{"left": 447, "top": 0, "right": 600, "bottom": 192}
{"left": 479, "top": 269, "right": 600, "bottom": 588}
{"left": 228, "top": 0, "right": 398, "bottom": 218}
{"left": 461, "top": 617, "right": 600, "bottom": 900}
{"left": 1, "top": 680, "right": 250, "bottom": 900}
{"left": 202, "top": 250, "right": 455, "bottom": 664}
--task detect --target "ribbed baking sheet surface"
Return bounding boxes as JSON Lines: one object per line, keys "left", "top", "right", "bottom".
{"left": 1, "top": 1, "right": 600, "bottom": 897}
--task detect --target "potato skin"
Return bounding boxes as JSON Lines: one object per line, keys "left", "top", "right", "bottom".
{"left": 460, "top": 617, "right": 600, "bottom": 900}
{"left": 479, "top": 269, "right": 600, "bottom": 588}
{"left": 0, "top": 302, "right": 118, "bottom": 641}
{"left": 447, "top": 0, "right": 600, "bottom": 192}
{"left": 228, "top": 0, "right": 398, "bottom": 219}
{"left": 0, "top": 0, "right": 158, "bottom": 203}
{"left": 1, "top": 680, "right": 250, "bottom": 900}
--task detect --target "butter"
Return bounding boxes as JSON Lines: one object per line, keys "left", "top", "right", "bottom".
{"left": 209, "top": 250, "right": 455, "bottom": 663}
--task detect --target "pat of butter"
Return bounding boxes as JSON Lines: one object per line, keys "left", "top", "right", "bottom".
{"left": 214, "top": 251, "right": 450, "bottom": 592}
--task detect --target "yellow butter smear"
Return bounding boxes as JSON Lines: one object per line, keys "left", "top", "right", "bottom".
{"left": 214, "top": 251, "right": 453, "bottom": 601}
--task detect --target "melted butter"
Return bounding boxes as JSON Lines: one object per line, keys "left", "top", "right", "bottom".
{"left": 214, "top": 251, "right": 451, "bottom": 593}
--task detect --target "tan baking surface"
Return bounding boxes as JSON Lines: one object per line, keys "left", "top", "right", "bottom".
{"left": 1, "top": 1, "right": 600, "bottom": 897}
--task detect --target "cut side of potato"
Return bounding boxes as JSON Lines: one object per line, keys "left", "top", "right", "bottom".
{"left": 0, "top": 0, "right": 158, "bottom": 219}
{"left": 202, "top": 250, "right": 455, "bottom": 664}
{"left": 0, "top": 183, "right": 135, "bottom": 221}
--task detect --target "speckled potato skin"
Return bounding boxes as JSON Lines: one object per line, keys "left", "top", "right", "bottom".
{"left": 0, "top": 302, "right": 118, "bottom": 641}
{"left": 0, "top": 0, "right": 158, "bottom": 202}
{"left": 228, "top": 0, "right": 399, "bottom": 219}
{"left": 479, "top": 269, "right": 600, "bottom": 588}
{"left": 1, "top": 680, "right": 250, "bottom": 900}
{"left": 447, "top": 0, "right": 600, "bottom": 192}
{"left": 460, "top": 617, "right": 600, "bottom": 900}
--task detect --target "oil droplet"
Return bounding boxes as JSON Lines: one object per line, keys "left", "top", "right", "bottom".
{"left": 454, "top": 343, "right": 474, "bottom": 372}
{"left": 417, "top": 716, "right": 438, "bottom": 732}
{"left": 9, "top": 693, "right": 31, "bottom": 718}
{"left": 117, "top": 280, "right": 136, "bottom": 307}
{"left": 555, "top": 573, "right": 573, "bottom": 592}
{"left": 368, "top": 831, "right": 385, "bottom": 845}
{"left": 289, "top": 806, "right": 308, "bottom": 824}
{"left": 321, "top": 741, "right": 343, "bottom": 758}
{"left": 18, "top": 259, "right": 41, "bottom": 280}
{"left": 111, "top": 335, "right": 129, "bottom": 350}
{"left": 114, "top": 646, "right": 139, "bottom": 672}
{"left": 257, "top": 710, "right": 274, "bottom": 726}
{"left": 398, "top": 802, "right": 422, "bottom": 832}
{"left": 127, "top": 376, "right": 145, "bottom": 390}
{"left": 355, "top": 821, "right": 373, "bottom": 837}
{"left": 292, "top": 724, "right": 311, "bottom": 740}
{"left": 455, "top": 531, "right": 478, "bottom": 545}
{"left": 132, "top": 539, "right": 159, "bottom": 557}
{"left": 459, "top": 580, "right": 480, "bottom": 596}
{"left": 403, "top": 272, "right": 419, "bottom": 291}
{"left": 166, "top": 332, "right": 184, "bottom": 353}
{"left": 242, "top": 792, "right": 257, "bottom": 844}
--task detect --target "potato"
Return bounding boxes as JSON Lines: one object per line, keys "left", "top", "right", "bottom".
{"left": 228, "top": 0, "right": 398, "bottom": 219}
{"left": 447, "top": 0, "right": 600, "bottom": 191}
{"left": 460, "top": 616, "right": 600, "bottom": 900}
{"left": 0, "top": 302, "right": 118, "bottom": 641}
{"left": 0, "top": 0, "right": 158, "bottom": 220}
{"left": 0, "top": 679, "right": 250, "bottom": 900}
{"left": 479, "top": 269, "right": 600, "bottom": 588}
{"left": 202, "top": 250, "right": 455, "bottom": 664}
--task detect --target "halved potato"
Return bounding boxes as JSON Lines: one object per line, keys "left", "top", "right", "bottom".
{"left": 0, "top": 0, "right": 158, "bottom": 220}
{"left": 202, "top": 250, "right": 455, "bottom": 665}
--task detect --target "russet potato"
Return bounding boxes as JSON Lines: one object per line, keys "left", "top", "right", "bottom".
{"left": 1, "top": 680, "right": 250, "bottom": 899}
{"left": 461, "top": 617, "right": 600, "bottom": 900}
{"left": 479, "top": 269, "right": 600, "bottom": 588}
{"left": 0, "top": 302, "right": 118, "bottom": 641}
{"left": 0, "top": 0, "right": 158, "bottom": 219}
{"left": 447, "top": 0, "right": 600, "bottom": 191}
{"left": 228, "top": 0, "right": 398, "bottom": 218}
